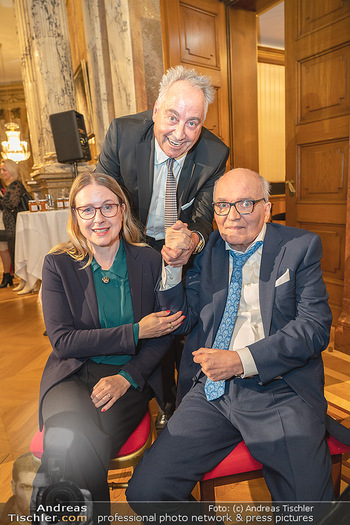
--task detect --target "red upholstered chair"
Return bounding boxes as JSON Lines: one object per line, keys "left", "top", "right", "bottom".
{"left": 200, "top": 435, "right": 350, "bottom": 502}
{"left": 30, "top": 409, "right": 153, "bottom": 490}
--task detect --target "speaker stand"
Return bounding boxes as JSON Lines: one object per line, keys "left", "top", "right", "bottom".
{"left": 72, "top": 161, "right": 78, "bottom": 178}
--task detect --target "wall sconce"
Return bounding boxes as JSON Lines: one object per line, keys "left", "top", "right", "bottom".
{"left": 1, "top": 122, "right": 31, "bottom": 162}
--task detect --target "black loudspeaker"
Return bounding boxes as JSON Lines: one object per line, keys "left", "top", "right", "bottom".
{"left": 49, "top": 110, "right": 91, "bottom": 163}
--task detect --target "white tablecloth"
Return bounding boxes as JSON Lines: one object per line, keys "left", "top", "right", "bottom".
{"left": 15, "top": 209, "right": 69, "bottom": 289}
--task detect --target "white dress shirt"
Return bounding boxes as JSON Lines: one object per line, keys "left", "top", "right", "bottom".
{"left": 161, "top": 224, "right": 267, "bottom": 377}
{"left": 146, "top": 139, "right": 187, "bottom": 240}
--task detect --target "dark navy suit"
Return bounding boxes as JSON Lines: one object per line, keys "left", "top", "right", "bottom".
{"left": 127, "top": 224, "right": 350, "bottom": 503}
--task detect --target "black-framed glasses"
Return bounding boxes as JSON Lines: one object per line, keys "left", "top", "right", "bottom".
{"left": 212, "top": 198, "right": 266, "bottom": 216}
{"left": 75, "top": 203, "right": 120, "bottom": 220}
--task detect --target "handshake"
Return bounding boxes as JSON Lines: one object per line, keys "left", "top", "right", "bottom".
{"left": 162, "top": 220, "right": 200, "bottom": 267}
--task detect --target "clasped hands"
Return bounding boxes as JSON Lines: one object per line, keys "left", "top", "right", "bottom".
{"left": 162, "top": 220, "right": 199, "bottom": 267}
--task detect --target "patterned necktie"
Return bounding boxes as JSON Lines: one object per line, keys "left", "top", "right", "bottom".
{"left": 164, "top": 158, "right": 178, "bottom": 230}
{"left": 204, "top": 240, "right": 263, "bottom": 401}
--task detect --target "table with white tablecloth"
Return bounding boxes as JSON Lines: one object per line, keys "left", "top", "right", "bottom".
{"left": 15, "top": 209, "right": 69, "bottom": 292}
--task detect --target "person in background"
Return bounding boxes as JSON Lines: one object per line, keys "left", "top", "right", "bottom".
{"left": 127, "top": 168, "right": 350, "bottom": 507}
{"left": 96, "top": 65, "right": 229, "bottom": 430}
{"left": 31, "top": 172, "right": 183, "bottom": 520}
{"left": 0, "top": 453, "right": 39, "bottom": 525}
{"left": 0, "top": 160, "right": 27, "bottom": 289}
{"left": 0, "top": 185, "right": 12, "bottom": 287}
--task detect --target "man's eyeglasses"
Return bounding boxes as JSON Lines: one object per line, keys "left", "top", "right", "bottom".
{"left": 75, "top": 203, "right": 120, "bottom": 220}
{"left": 212, "top": 198, "right": 266, "bottom": 216}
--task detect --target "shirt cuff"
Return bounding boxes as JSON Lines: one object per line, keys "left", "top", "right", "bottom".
{"left": 118, "top": 370, "right": 139, "bottom": 390}
{"left": 160, "top": 260, "right": 183, "bottom": 290}
{"left": 235, "top": 347, "right": 258, "bottom": 378}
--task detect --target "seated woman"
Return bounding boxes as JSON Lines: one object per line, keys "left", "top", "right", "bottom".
{"left": 31, "top": 172, "right": 183, "bottom": 516}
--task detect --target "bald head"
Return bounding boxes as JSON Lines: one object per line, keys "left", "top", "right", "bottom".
{"left": 214, "top": 168, "right": 270, "bottom": 202}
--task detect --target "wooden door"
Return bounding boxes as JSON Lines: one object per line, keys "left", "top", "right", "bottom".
{"left": 160, "top": 0, "right": 230, "bottom": 151}
{"left": 285, "top": 0, "right": 350, "bottom": 322}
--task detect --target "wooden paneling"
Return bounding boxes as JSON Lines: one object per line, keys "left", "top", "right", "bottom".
{"left": 299, "top": 47, "right": 350, "bottom": 123}
{"left": 160, "top": 0, "right": 230, "bottom": 149}
{"left": 298, "top": 0, "right": 350, "bottom": 36}
{"left": 285, "top": 0, "right": 350, "bottom": 324}
{"left": 179, "top": 4, "right": 219, "bottom": 68}
{"left": 299, "top": 140, "right": 348, "bottom": 202}
{"left": 228, "top": 7, "right": 259, "bottom": 170}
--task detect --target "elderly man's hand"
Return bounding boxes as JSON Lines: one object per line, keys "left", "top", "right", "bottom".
{"left": 192, "top": 348, "right": 244, "bottom": 380}
{"left": 162, "top": 220, "right": 199, "bottom": 267}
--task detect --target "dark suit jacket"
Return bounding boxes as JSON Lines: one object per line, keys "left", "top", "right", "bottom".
{"left": 38, "top": 241, "right": 171, "bottom": 429}
{"left": 158, "top": 223, "right": 350, "bottom": 444}
{"left": 96, "top": 110, "right": 230, "bottom": 243}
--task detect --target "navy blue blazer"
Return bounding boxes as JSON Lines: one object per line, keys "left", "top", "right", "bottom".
{"left": 158, "top": 223, "right": 350, "bottom": 444}
{"left": 38, "top": 241, "right": 171, "bottom": 429}
{"left": 96, "top": 110, "right": 230, "bottom": 243}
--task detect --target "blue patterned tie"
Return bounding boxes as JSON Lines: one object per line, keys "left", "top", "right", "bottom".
{"left": 204, "top": 241, "right": 263, "bottom": 401}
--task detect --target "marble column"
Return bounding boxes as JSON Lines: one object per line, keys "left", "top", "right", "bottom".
{"left": 81, "top": 0, "right": 116, "bottom": 153}
{"left": 104, "top": 0, "right": 137, "bottom": 119}
{"left": 82, "top": 0, "right": 163, "bottom": 154}
{"left": 14, "top": 0, "right": 93, "bottom": 200}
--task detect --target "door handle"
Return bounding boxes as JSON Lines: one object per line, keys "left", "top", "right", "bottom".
{"left": 285, "top": 180, "right": 296, "bottom": 195}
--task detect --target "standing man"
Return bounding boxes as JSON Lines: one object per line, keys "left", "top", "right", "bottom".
{"left": 96, "top": 66, "right": 229, "bottom": 429}
{"left": 127, "top": 168, "right": 350, "bottom": 504}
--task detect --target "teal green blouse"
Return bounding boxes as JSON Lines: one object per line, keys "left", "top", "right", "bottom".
{"left": 90, "top": 239, "right": 139, "bottom": 389}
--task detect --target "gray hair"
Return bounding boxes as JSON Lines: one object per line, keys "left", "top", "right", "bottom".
{"left": 257, "top": 172, "right": 271, "bottom": 201}
{"left": 213, "top": 169, "right": 271, "bottom": 202}
{"left": 157, "top": 65, "right": 215, "bottom": 117}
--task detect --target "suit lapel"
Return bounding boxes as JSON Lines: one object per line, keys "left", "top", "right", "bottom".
{"left": 177, "top": 153, "right": 212, "bottom": 209}
{"left": 136, "top": 138, "right": 155, "bottom": 225}
{"left": 177, "top": 156, "right": 195, "bottom": 208}
{"left": 75, "top": 260, "right": 100, "bottom": 327}
{"left": 259, "top": 224, "right": 285, "bottom": 336}
{"left": 211, "top": 237, "right": 230, "bottom": 346}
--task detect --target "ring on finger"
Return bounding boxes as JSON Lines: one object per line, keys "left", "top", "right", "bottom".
{"left": 105, "top": 393, "right": 111, "bottom": 400}
{"left": 169, "top": 323, "right": 174, "bottom": 330}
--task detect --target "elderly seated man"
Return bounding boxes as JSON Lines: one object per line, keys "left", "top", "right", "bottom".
{"left": 126, "top": 168, "right": 350, "bottom": 506}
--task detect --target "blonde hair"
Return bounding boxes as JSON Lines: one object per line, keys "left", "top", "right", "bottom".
{"left": 51, "top": 172, "right": 144, "bottom": 266}
{"left": 1, "top": 159, "right": 21, "bottom": 182}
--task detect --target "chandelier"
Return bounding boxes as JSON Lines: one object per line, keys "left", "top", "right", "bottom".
{"left": 0, "top": 42, "right": 31, "bottom": 163}
{"left": 1, "top": 122, "right": 31, "bottom": 162}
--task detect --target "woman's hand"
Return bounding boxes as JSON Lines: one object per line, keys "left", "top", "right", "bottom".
{"left": 138, "top": 310, "right": 184, "bottom": 339}
{"left": 91, "top": 374, "right": 131, "bottom": 412}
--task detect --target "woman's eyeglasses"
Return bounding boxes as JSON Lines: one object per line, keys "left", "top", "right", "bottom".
{"left": 74, "top": 203, "right": 120, "bottom": 220}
